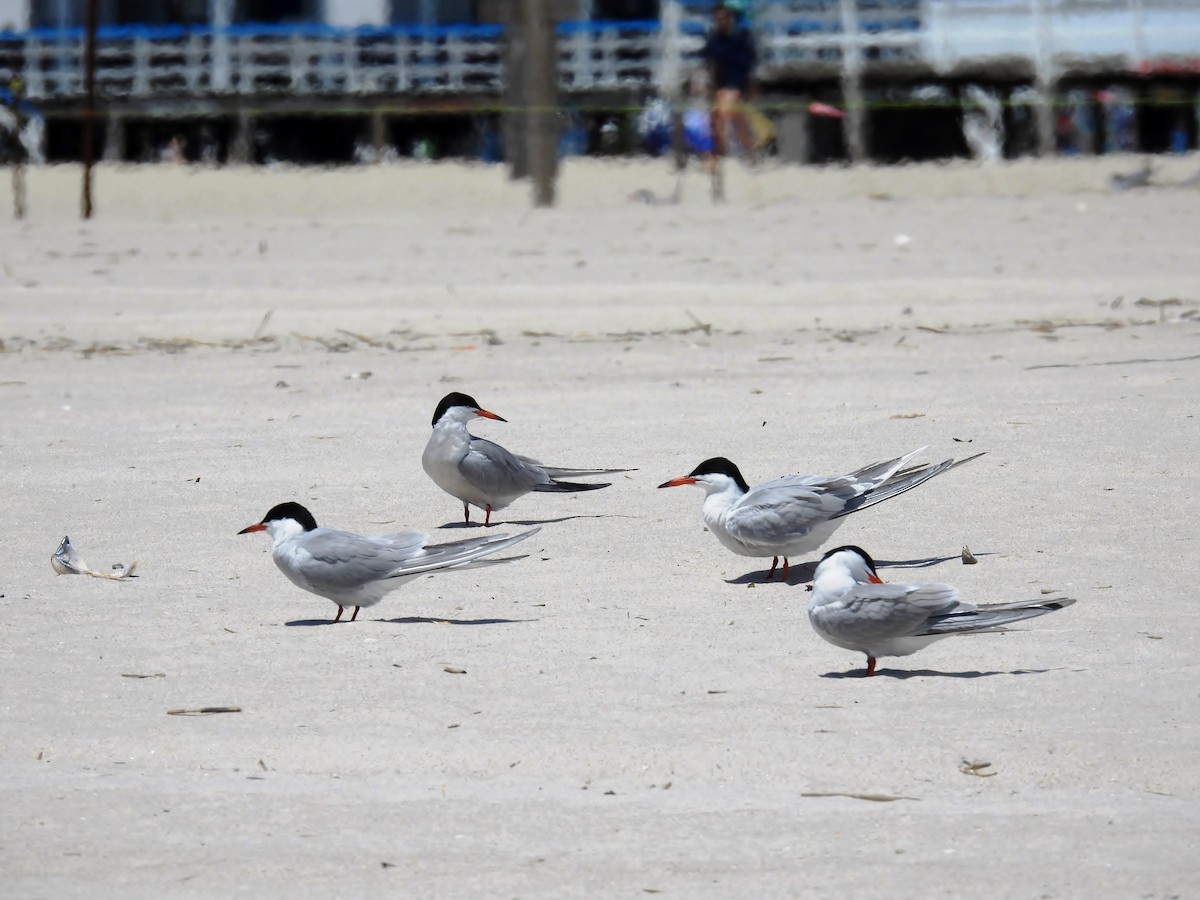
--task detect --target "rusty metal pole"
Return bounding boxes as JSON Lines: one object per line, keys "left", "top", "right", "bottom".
{"left": 81, "top": 0, "right": 98, "bottom": 218}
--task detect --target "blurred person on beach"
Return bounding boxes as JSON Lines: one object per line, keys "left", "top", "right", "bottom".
{"left": 700, "top": 2, "right": 758, "bottom": 166}
{"left": 0, "top": 72, "right": 28, "bottom": 217}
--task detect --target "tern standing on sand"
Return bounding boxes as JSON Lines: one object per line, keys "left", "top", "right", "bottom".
{"left": 422, "top": 392, "right": 634, "bottom": 525}
{"left": 239, "top": 501, "right": 538, "bottom": 622}
{"left": 808, "top": 545, "right": 1075, "bottom": 676}
{"left": 658, "top": 448, "right": 983, "bottom": 579}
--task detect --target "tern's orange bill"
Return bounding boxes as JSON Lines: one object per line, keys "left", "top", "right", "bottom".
{"left": 867, "top": 574, "right": 884, "bottom": 584}
{"left": 477, "top": 409, "right": 507, "bottom": 422}
{"left": 238, "top": 523, "right": 267, "bottom": 535}
{"left": 657, "top": 476, "right": 699, "bottom": 488}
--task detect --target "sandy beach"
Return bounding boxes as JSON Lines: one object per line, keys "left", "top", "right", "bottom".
{"left": 2, "top": 156, "right": 1198, "bottom": 898}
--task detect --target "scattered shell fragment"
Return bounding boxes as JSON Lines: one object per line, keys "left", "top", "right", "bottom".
{"left": 52, "top": 536, "right": 138, "bottom": 580}
{"left": 443, "top": 666, "right": 467, "bottom": 675}
{"left": 960, "top": 759, "right": 997, "bottom": 777}
{"left": 962, "top": 546, "right": 978, "bottom": 565}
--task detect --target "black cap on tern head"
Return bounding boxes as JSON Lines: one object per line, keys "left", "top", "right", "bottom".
{"left": 432, "top": 391, "right": 484, "bottom": 426}
{"left": 261, "top": 502, "right": 318, "bottom": 532}
{"left": 820, "top": 544, "right": 877, "bottom": 575}
{"left": 688, "top": 457, "right": 750, "bottom": 493}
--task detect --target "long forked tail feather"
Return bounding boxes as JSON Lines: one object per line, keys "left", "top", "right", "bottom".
{"left": 540, "top": 466, "right": 636, "bottom": 479}
{"left": 385, "top": 527, "right": 539, "bottom": 579}
{"left": 842, "top": 447, "right": 926, "bottom": 485}
{"left": 921, "top": 597, "right": 1075, "bottom": 635}
{"left": 832, "top": 451, "right": 985, "bottom": 519}
{"left": 425, "top": 553, "right": 531, "bottom": 575}
{"left": 532, "top": 480, "right": 612, "bottom": 493}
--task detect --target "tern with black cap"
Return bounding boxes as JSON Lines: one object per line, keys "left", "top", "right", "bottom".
{"left": 658, "top": 447, "right": 983, "bottom": 580}
{"left": 422, "top": 392, "right": 634, "bottom": 525}
{"left": 239, "top": 502, "right": 538, "bottom": 622}
{"left": 808, "top": 545, "right": 1075, "bottom": 676}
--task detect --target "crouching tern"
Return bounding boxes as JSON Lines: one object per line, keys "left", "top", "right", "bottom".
{"left": 239, "top": 502, "right": 538, "bottom": 622}
{"left": 657, "top": 447, "right": 983, "bottom": 580}
{"left": 423, "top": 392, "right": 634, "bottom": 525}
{"left": 809, "top": 545, "right": 1075, "bottom": 676}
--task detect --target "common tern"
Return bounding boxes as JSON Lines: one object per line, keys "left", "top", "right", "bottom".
{"left": 657, "top": 448, "right": 983, "bottom": 579}
{"left": 238, "top": 502, "right": 538, "bottom": 622}
{"left": 423, "top": 392, "right": 634, "bottom": 525}
{"left": 809, "top": 545, "right": 1075, "bottom": 676}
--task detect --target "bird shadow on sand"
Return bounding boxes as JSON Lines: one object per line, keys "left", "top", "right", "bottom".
{"left": 284, "top": 615, "right": 534, "bottom": 627}
{"left": 437, "top": 514, "right": 637, "bottom": 530}
{"left": 381, "top": 615, "right": 536, "bottom": 626}
{"left": 725, "top": 562, "right": 819, "bottom": 586}
{"left": 285, "top": 618, "right": 346, "bottom": 627}
{"left": 821, "top": 666, "right": 1057, "bottom": 680}
{"left": 724, "top": 554, "right": 996, "bottom": 586}
{"left": 880, "top": 553, "right": 998, "bottom": 570}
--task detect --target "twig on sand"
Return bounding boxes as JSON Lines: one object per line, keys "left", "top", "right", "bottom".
{"left": 252, "top": 310, "right": 274, "bottom": 340}
{"left": 683, "top": 309, "right": 712, "bottom": 335}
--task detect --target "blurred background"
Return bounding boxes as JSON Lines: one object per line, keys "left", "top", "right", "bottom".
{"left": 1, "top": 0, "right": 1197, "bottom": 169}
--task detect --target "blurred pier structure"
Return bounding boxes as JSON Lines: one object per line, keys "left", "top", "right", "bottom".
{"left": 0, "top": 0, "right": 1197, "bottom": 164}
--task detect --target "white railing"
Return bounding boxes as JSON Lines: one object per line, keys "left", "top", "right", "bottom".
{"left": 922, "top": 0, "right": 1200, "bottom": 75}
{"left": 4, "top": 20, "right": 668, "bottom": 102}
{"left": 1, "top": 2, "right": 1197, "bottom": 105}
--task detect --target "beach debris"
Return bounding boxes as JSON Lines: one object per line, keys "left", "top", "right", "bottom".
{"left": 251, "top": 310, "right": 273, "bottom": 340}
{"left": 443, "top": 666, "right": 467, "bottom": 675}
{"left": 1135, "top": 296, "right": 1183, "bottom": 322}
{"left": 51, "top": 536, "right": 138, "bottom": 580}
{"left": 166, "top": 706, "right": 242, "bottom": 716}
{"left": 683, "top": 309, "right": 712, "bottom": 335}
{"left": 960, "top": 759, "right": 997, "bottom": 777}
{"left": 121, "top": 672, "right": 165, "bottom": 679}
{"left": 889, "top": 412, "right": 926, "bottom": 420}
{"left": 336, "top": 329, "right": 387, "bottom": 348}
{"left": 801, "top": 791, "right": 918, "bottom": 802}
{"left": 1110, "top": 160, "right": 1152, "bottom": 191}
{"left": 962, "top": 546, "right": 978, "bottom": 565}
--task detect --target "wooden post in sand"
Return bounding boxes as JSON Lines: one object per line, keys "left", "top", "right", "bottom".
{"left": 523, "top": 0, "right": 557, "bottom": 207}
{"left": 838, "top": 0, "right": 867, "bottom": 164}
{"left": 483, "top": 0, "right": 575, "bottom": 207}
{"left": 81, "top": 0, "right": 98, "bottom": 219}
{"left": 1031, "top": 0, "right": 1057, "bottom": 156}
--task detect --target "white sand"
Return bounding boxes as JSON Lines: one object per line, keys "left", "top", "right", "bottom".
{"left": 2, "top": 157, "right": 1198, "bottom": 898}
